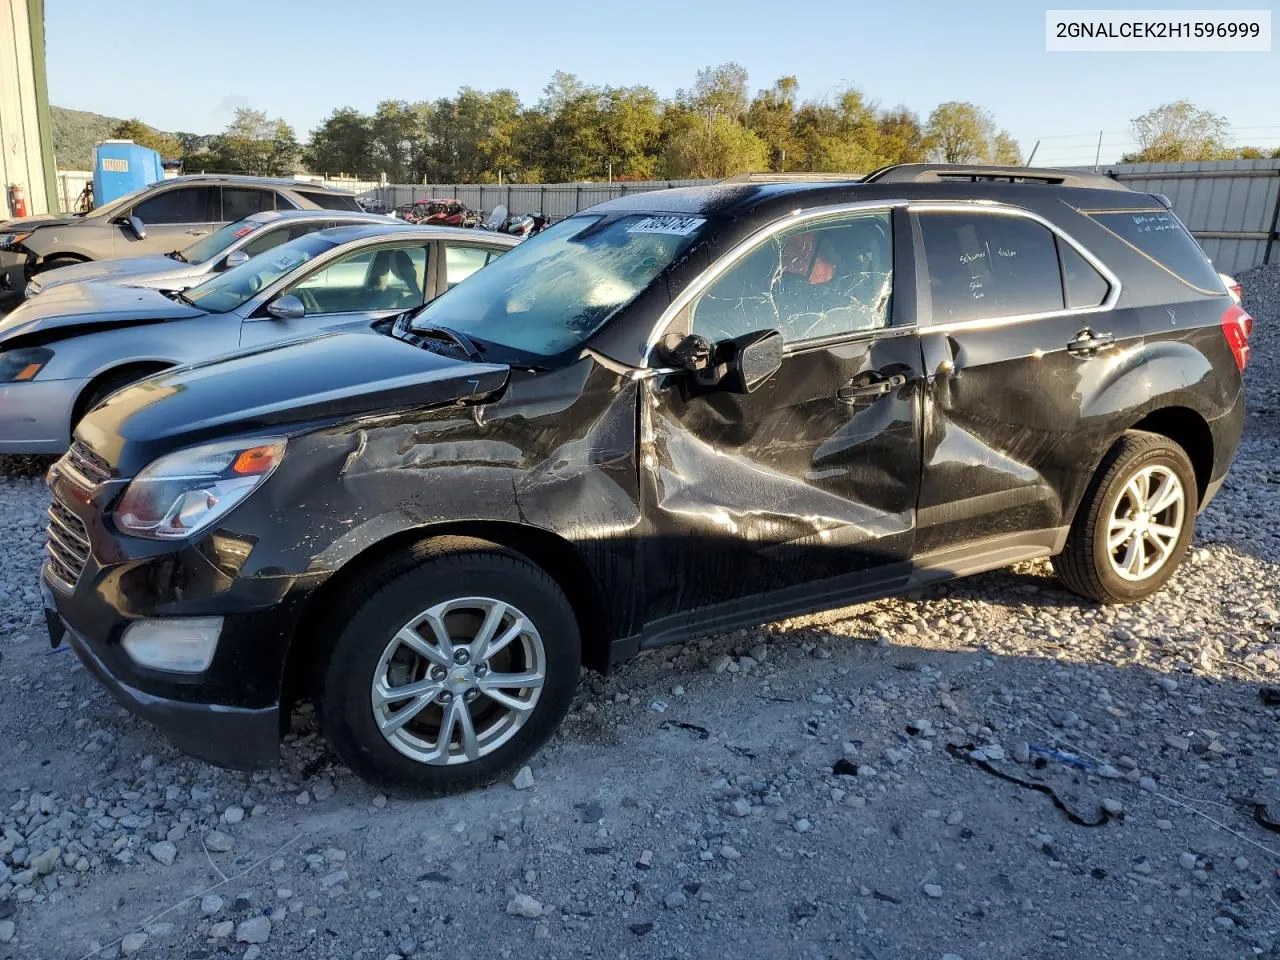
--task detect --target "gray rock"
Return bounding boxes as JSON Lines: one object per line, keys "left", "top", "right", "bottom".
{"left": 923, "top": 883, "right": 943, "bottom": 898}
{"left": 506, "top": 893, "right": 543, "bottom": 918}
{"left": 1179, "top": 852, "right": 1197, "bottom": 870}
{"left": 320, "top": 869, "right": 349, "bottom": 889}
{"left": 223, "top": 806, "right": 245, "bottom": 824}
{"left": 513, "top": 766, "right": 535, "bottom": 791}
{"left": 0, "top": 921, "right": 14, "bottom": 944}
{"left": 664, "top": 890, "right": 688, "bottom": 909}
{"left": 204, "top": 831, "right": 234, "bottom": 853}
{"left": 120, "top": 932, "right": 147, "bottom": 955}
{"left": 148, "top": 841, "right": 176, "bottom": 866}
{"left": 30, "top": 847, "right": 59, "bottom": 875}
{"left": 201, "top": 894, "right": 224, "bottom": 915}
{"left": 710, "top": 653, "right": 733, "bottom": 674}
{"left": 209, "top": 920, "right": 235, "bottom": 938}
{"left": 236, "top": 916, "right": 271, "bottom": 944}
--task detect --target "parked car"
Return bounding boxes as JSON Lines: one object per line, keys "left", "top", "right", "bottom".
{"left": 0, "top": 175, "right": 362, "bottom": 295}
{"left": 24, "top": 209, "right": 393, "bottom": 299}
{"left": 397, "top": 199, "right": 479, "bottom": 228}
{"left": 0, "top": 223, "right": 516, "bottom": 453}
{"left": 43, "top": 164, "right": 1250, "bottom": 794}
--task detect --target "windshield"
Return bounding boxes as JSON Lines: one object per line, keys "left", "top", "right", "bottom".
{"left": 183, "top": 232, "right": 338, "bottom": 313}
{"left": 410, "top": 213, "right": 704, "bottom": 358}
{"left": 86, "top": 185, "right": 153, "bottom": 220}
{"left": 181, "top": 218, "right": 263, "bottom": 264}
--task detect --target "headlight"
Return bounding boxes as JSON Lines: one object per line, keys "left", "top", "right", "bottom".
{"left": 0, "top": 231, "right": 32, "bottom": 250}
{"left": 115, "top": 437, "right": 286, "bottom": 540}
{"left": 0, "top": 346, "right": 53, "bottom": 382}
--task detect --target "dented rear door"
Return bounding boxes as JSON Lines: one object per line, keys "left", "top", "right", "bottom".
{"left": 912, "top": 204, "right": 1139, "bottom": 554}
{"left": 637, "top": 205, "right": 923, "bottom": 635}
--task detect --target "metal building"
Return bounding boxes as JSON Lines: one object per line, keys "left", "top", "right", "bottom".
{"left": 0, "top": 0, "right": 57, "bottom": 217}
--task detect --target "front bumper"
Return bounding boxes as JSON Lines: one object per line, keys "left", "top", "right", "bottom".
{"left": 56, "top": 601, "right": 280, "bottom": 769}
{"left": 0, "top": 378, "right": 84, "bottom": 453}
{"left": 43, "top": 465, "right": 320, "bottom": 769}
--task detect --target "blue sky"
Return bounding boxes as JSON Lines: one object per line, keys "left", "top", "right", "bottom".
{"left": 45, "top": 0, "right": 1280, "bottom": 167}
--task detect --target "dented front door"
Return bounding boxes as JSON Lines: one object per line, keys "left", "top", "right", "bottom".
{"left": 636, "top": 206, "right": 923, "bottom": 634}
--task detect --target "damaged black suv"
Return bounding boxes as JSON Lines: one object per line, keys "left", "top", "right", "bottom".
{"left": 43, "top": 164, "right": 1251, "bottom": 794}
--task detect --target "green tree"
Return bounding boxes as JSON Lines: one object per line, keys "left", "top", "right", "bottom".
{"left": 304, "top": 108, "right": 375, "bottom": 177}
{"left": 204, "top": 108, "right": 298, "bottom": 176}
{"left": 876, "top": 106, "right": 927, "bottom": 164}
{"left": 108, "top": 118, "right": 182, "bottom": 159}
{"left": 1127, "top": 100, "right": 1230, "bottom": 162}
{"left": 369, "top": 100, "right": 429, "bottom": 182}
{"left": 793, "top": 88, "right": 883, "bottom": 173}
{"left": 746, "top": 77, "right": 801, "bottom": 171}
{"left": 682, "top": 63, "right": 751, "bottom": 118}
{"left": 661, "top": 108, "right": 767, "bottom": 179}
{"left": 925, "top": 102, "right": 1018, "bottom": 164}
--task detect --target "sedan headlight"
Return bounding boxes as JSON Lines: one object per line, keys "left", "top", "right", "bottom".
{"left": 0, "top": 346, "right": 53, "bottom": 382}
{"left": 0, "top": 231, "right": 32, "bottom": 250}
{"left": 115, "top": 437, "right": 286, "bottom": 540}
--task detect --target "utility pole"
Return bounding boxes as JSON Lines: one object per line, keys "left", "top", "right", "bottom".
{"left": 608, "top": 160, "right": 613, "bottom": 185}
{"left": 1025, "top": 141, "right": 1040, "bottom": 166}
{"left": 1094, "top": 131, "right": 1103, "bottom": 172}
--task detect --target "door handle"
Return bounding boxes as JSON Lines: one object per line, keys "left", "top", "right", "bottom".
{"left": 185, "top": 229, "right": 208, "bottom": 236}
{"left": 837, "top": 373, "right": 906, "bottom": 403}
{"left": 1067, "top": 329, "right": 1115, "bottom": 356}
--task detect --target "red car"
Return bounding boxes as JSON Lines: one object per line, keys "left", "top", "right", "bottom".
{"left": 397, "top": 199, "right": 478, "bottom": 228}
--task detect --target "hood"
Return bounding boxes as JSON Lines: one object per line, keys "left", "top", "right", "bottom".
{"left": 76, "top": 331, "right": 511, "bottom": 475}
{"left": 0, "top": 281, "right": 205, "bottom": 345}
{"left": 0, "top": 213, "right": 80, "bottom": 234}
{"left": 31, "top": 254, "right": 190, "bottom": 294}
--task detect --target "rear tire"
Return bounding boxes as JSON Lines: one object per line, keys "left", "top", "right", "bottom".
{"left": 317, "top": 537, "right": 581, "bottom": 795}
{"left": 1055, "top": 431, "right": 1197, "bottom": 603}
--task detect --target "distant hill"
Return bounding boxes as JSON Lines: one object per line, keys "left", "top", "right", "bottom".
{"left": 51, "top": 106, "right": 121, "bottom": 168}
{"left": 51, "top": 105, "right": 213, "bottom": 169}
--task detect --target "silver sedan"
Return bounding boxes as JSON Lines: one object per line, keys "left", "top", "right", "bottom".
{"left": 0, "top": 223, "right": 516, "bottom": 453}
{"left": 23, "top": 209, "right": 396, "bottom": 299}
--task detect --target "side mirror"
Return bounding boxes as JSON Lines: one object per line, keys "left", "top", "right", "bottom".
{"left": 222, "top": 250, "right": 250, "bottom": 270}
{"left": 724, "top": 329, "right": 784, "bottom": 394}
{"left": 125, "top": 215, "right": 146, "bottom": 240}
{"left": 266, "top": 294, "right": 305, "bottom": 320}
{"left": 656, "top": 328, "right": 784, "bottom": 394}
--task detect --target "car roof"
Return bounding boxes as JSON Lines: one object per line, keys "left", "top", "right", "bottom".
{"left": 311, "top": 223, "right": 521, "bottom": 245}
{"left": 244, "top": 209, "right": 391, "bottom": 225}
{"left": 585, "top": 165, "right": 1144, "bottom": 220}
{"left": 164, "top": 174, "right": 354, "bottom": 194}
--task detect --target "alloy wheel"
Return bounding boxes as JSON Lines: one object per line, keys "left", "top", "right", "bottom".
{"left": 1105, "top": 464, "right": 1186, "bottom": 582}
{"left": 371, "top": 597, "right": 546, "bottom": 765}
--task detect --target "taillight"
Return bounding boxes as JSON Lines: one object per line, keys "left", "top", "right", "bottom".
{"left": 1221, "top": 303, "right": 1253, "bottom": 371}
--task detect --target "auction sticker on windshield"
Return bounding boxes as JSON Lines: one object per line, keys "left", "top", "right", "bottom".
{"left": 627, "top": 216, "right": 705, "bottom": 236}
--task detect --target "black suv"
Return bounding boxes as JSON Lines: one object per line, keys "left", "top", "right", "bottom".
{"left": 42, "top": 164, "right": 1252, "bottom": 794}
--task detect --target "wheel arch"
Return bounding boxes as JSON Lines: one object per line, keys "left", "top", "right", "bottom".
{"left": 1125, "top": 407, "right": 1214, "bottom": 507}
{"left": 72, "top": 360, "right": 178, "bottom": 427}
{"left": 282, "top": 519, "right": 616, "bottom": 707}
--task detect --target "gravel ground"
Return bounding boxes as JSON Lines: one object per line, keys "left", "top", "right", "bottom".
{"left": 0, "top": 268, "right": 1278, "bottom": 960}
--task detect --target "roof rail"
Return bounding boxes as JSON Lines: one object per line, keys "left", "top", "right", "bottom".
{"left": 863, "top": 163, "right": 1129, "bottom": 191}
{"left": 718, "top": 172, "right": 864, "bottom": 184}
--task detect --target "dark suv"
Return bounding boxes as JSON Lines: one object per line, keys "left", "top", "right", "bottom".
{"left": 41, "top": 164, "right": 1252, "bottom": 794}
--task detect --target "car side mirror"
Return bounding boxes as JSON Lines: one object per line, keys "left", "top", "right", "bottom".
{"left": 266, "top": 294, "right": 305, "bottom": 320}
{"left": 656, "top": 329, "right": 783, "bottom": 394}
{"left": 125, "top": 215, "right": 146, "bottom": 240}
{"left": 222, "top": 250, "right": 250, "bottom": 270}
{"left": 723, "top": 329, "right": 784, "bottom": 393}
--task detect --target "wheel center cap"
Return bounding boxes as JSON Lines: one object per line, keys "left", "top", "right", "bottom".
{"left": 446, "top": 668, "right": 474, "bottom": 693}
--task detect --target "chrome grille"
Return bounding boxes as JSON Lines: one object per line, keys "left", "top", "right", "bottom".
{"left": 64, "top": 441, "right": 111, "bottom": 486}
{"left": 45, "top": 495, "right": 90, "bottom": 590}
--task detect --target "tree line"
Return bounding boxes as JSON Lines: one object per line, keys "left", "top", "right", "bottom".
{"left": 104, "top": 68, "right": 1279, "bottom": 184}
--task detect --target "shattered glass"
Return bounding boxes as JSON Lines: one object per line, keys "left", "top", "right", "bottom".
{"left": 691, "top": 212, "right": 893, "bottom": 344}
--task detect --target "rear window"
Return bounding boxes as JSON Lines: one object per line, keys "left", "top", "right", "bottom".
{"left": 298, "top": 190, "right": 362, "bottom": 211}
{"left": 1087, "top": 209, "right": 1221, "bottom": 292}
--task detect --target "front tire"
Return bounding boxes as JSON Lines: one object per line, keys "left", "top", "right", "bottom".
{"left": 1055, "top": 431, "right": 1198, "bottom": 603}
{"left": 317, "top": 538, "right": 581, "bottom": 794}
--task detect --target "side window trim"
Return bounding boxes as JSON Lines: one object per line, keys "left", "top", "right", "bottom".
{"left": 276, "top": 240, "right": 430, "bottom": 316}
{"left": 909, "top": 202, "right": 1121, "bottom": 333}
{"left": 641, "top": 199, "right": 910, "bottom": 366}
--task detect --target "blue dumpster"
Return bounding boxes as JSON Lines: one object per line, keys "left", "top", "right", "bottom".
{"left": 92, "top": 141, "right": 165, "bottom": 207}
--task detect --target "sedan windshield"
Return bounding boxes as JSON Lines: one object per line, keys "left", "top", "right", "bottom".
{"left": 180, "top": 218, "right": 264, "bottom": 264}
{"left": 183, "top": 233, "right": 338, "bottom": 313}
{"left": 410, "top": 213, "right": 704, "bottom": 358}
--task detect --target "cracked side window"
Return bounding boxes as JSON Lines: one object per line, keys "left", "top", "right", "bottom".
{"left": 690, "top": 212, "right": 893, "bottom": 345}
